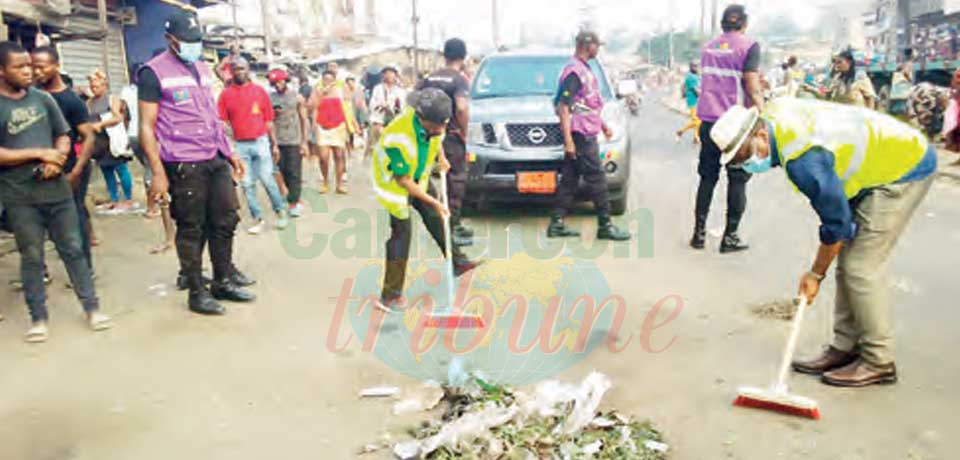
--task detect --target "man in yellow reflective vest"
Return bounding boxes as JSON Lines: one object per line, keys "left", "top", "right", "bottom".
{"left": 372, "top": 88, "right": 480, "bottom": 313}
{"left": 711, "top": 98, "right": 936, "bottom": 388}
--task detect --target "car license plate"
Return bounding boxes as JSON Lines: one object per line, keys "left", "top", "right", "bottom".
{"left": 517, "top": 171, "right": 557, "bottom": 194}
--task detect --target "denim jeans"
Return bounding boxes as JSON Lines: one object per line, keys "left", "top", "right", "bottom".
{"left": 235, "top": 136, "right": 284, "bottom": 220}
{"left": 100, "top": 162, "right": 133, "bottom": 202}
{"left": 6, "top": 199, "right": 99, "bottom": 322}
{"left": 65, "top": 155, "right": 93, "bottom": 269}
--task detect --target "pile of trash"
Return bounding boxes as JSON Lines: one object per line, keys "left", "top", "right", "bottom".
{"left": 366, "top": 372, "right": 669, "bottom": 460}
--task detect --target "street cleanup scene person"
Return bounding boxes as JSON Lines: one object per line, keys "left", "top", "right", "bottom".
{"left": 371, "top": 88, "right": 479, "bottom": 313}
{"left": 711, "top": 97, "right": 936, "bottom": 387}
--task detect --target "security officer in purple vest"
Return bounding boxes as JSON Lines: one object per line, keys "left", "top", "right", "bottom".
{"left": 139, "top": 14, "right": 256, "bottom": 316}
{"left": 547, "top": 31, "right": 630, "bottom": 242}
{"left": 691, "top": 4, "right": 764, "bottom": 253}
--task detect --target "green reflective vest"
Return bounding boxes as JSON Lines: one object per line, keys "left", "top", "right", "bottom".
{"left": 371, "top": 108, "right": 442, "bottom": 219}
{"left": 766, "top": 98, "right": 929, "bottom": 198}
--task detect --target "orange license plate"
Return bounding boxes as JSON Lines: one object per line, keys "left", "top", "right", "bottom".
{"left": 517, "top": 171, "right": 557, "bottom": 194}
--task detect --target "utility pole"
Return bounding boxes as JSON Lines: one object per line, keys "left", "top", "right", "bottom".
{"left": 711, "top": 0, "right": 718, "bottom": 36}
{"left": 260, "top": 0, "right": 273, "bottom": 62}
{"left": 412, "top": 0, "right": 420, "bottom": 79}
{"left": 897, "top": 0, "right": 911, "bottom": 59}
{"left": 492, "top": 0, "right": 501, "bottom": 50}
{"left": 232, "top": 0, "right": 239, "bottom": 42}
{"left": 700, "top": 0, "right": 706, "bottom": 36}
{"left": 97, "top": 0, "right": 109, "bottom": 78}
{"left": 668, "top": 26, "right": 674, "bottom": 69}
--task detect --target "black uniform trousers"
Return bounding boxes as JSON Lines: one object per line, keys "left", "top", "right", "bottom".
{"left": 164, "top": 155, "right": 240, "bottom": 292}
{"left": 552, "top": 132, "right": 610, "bottom": 218}
{"left": 694, "top": 121, "right": 751, "bottom": 233}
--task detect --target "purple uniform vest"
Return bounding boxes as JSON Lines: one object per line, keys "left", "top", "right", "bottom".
{"left": 697, "top": 32, "right": 757, "bottom": 123}
{"left": 144, "top": 51, "right": 233, "bottom": 163}
{"left": 558, "top": 57, "right": 603, "bottom": 137}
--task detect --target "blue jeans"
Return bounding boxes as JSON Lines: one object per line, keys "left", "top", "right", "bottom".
{"left": 236, "top": 136, "right": 284, "bottom": 220}
{"left": 100, "top": 162, "right": 133, "bottom": 202}
{"left": 7, "top": 199, "right": 99, "bottom": 322}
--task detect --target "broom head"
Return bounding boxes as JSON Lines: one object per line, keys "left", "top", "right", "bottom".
{"left": 733, "top": 385, "right": 821, "bottom": 420}
{"left": 422, "top": 306, "right": 486, "bottom": 329}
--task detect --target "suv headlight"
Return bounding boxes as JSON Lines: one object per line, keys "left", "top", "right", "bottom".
{"left": 467, "top": 122, "right": 488, "bottom": 146}
{"left": 602, "top": 106, "right": 626, "bottom": 143}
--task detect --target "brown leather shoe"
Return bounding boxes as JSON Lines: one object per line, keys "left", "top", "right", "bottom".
{"left": 791, "top": 346, "right": 858, "bottom": 375}
{"left": 822, "top": 359, "right": 897, "bottom": 387}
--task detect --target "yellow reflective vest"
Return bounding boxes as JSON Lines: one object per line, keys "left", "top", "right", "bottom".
{"left": 371, "top": 108, "right": 442, "bottom": 219}
{"left": 765, "top": 98, "right": 929, "bottom": 198}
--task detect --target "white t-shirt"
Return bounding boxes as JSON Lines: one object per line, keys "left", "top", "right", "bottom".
{"left": 368, "top": 83, "right": 407, "bottom": 125}
{"left": 120, "top": 84, "right": 139, "bottom": 138}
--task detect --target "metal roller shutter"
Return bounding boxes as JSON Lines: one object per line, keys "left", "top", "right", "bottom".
{"left": 58, "top": 16, "right": 128, "bottom": 91}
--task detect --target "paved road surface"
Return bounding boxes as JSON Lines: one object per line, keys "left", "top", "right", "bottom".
{"left": 0, "top": 94, "right": 956, "bottom": 459}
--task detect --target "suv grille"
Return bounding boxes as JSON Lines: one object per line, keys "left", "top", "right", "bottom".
{"left": 506, "top": 123, "right": 563, "bottom": 147}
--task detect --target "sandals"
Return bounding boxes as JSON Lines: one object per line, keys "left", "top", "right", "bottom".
{"left": 149, "top": 241, "right": 174, "bottom": 255}
{"left": 25, "top": 322, "right": 49, "bottom": 343}
{"left": 319, "top": 183, "right": 329, "bottom": 194}
{"left": 336, "top": 185, "right": 348, "bottom": 195}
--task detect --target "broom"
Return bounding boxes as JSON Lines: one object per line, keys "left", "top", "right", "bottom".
{"left": 421, "top": 168, "right": 485, "bottom": 330}
{"left": 733, "top": 295, "right": 821, "bottom": 420}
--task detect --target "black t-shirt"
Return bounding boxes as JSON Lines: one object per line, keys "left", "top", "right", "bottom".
{"left": 743, "top": 43, "right": 761, "bottom": 73}
{"left": 0, "top": 88, "right": 73, "bottom": 205}
{"left": 556, "top": 73, "right": 583, "bottom": 106}
{"left": 48, "top": 87, "right": 91, "bottom": 148}
{"left": 417, "top": 68, "right": 470, "bottom": 133}
{"left": 299, "top": 83, "right": 313, "bottom": 101}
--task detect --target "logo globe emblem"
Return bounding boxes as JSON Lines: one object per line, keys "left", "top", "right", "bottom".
{"left": 527, "top": 126, "right": 547, "bottom": 144}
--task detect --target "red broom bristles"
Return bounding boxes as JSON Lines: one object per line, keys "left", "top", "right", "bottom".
{"left": 733, "top": 396, "right": 821, "bottom": 420}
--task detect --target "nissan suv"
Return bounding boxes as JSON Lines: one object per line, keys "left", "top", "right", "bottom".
{"left": 464, "top": 50, "right": 633, "bottom": 214}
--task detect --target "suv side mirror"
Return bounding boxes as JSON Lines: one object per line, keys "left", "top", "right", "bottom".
{"left": 617, "top": 80, "right": 638, "bottom": 98}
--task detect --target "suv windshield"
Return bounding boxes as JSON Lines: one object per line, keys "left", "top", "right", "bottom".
{"left": 471, "top": 55, "right": 613, "bottom": 100}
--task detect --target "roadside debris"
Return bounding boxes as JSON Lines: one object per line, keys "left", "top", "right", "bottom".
{"left": 393, "top": 382, "right": 445, "bottom": 415}
{"left": 387, "top": 372, "right": 668, "bottom": 459}
{"left": 360, "top": 386, "right": 402, "bottom": 398}
{"left": 750, "top": 298, "right": 798, "bottom": 321}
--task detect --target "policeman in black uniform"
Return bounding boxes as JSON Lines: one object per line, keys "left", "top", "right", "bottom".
{"left": 416, "top": 38, "right": 473, "bottom": 247}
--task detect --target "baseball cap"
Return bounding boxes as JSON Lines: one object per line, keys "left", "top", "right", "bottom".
{"left": 407, "top": 88, "right": 452, "bottom": 124}
{"left": 721, "top": 4, "right": 748, "bottom": 27}
{"left": 165, "top": 13, "right": 203, "bottom": 43}
{"left": 443, "top": 38, "right": 467, "bottom": 60}
{"left": 575, "top": 30, "right": 604, "bottom": 47}
{"left": 268, "top": 68, "right": 289, "bottom": 83}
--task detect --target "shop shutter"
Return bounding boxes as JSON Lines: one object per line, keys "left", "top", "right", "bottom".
{"left": 58, "top": 16, "right": 128, "bottom": 90}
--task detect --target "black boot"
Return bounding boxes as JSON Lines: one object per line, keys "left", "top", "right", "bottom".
{"left": 451, "top": 211, "right": 474, "bottom": 238}
{"left": 689, "top": 214, "right": 707, "bottom": 250}
{"left": 596, "top": 213, "right": 630, "bottom": 241}
{"left": 189, "top": 289, "right": 226, "bottom": 315}
{"left": 452, "top": 233, "right": 474, "bottom": 248}
{"left": 211, "top": 279, "right": 256, "bottom": 302}
{"left": 547, "top": 216, "right": 581, "bottom": 238}
{"left": 719, "top": 232, "right": 750, "bottom": 254}
{"left": 229, "top": 267, "right": 257, "bottom": 287}
{"left": 177, "top": 273, "right": 212, "bottom": 291}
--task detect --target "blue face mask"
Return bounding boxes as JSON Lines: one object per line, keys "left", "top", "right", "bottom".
{"left": 177, "top": 41, "right": 203, "bottom": 63}
{"left": 742, "top": 152, "right": 773, "bottom": 175}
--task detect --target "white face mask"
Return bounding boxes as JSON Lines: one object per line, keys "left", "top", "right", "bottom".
{"left": 177, "top": 41, "right": 203, "bottom": 63}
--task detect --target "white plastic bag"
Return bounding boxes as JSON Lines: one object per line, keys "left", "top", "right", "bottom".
{"left": 100, "top": 110, "right": 131, "bottom": 158}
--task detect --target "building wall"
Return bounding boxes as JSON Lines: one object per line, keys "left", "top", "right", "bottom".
{"left": 122, "top": 0, "right": 187, "bottom": 69}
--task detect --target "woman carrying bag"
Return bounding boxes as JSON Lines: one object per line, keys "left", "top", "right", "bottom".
{"left": 87, "top": 70, "right": 136, "bottom": 213}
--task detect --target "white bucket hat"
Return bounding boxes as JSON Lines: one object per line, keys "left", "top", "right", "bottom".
{"left": 711, "top": 105, "right": 760, "bottom": 165}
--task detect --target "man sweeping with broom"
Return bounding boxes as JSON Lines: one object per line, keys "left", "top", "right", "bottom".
{"left": 372, "top": 88, "right": 480, "bottom": 313}
{"left": 712, "top": 98, "right": 935, "bottom": 388}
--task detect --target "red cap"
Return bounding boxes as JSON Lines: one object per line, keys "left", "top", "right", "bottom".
{"left": 268, "top": 68, "right": 289, "bottom": 83}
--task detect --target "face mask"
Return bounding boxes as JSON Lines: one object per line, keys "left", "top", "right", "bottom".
{"left": 177, "top": 41, "right": 203, "bottom": 63}
{"left": 742, "top": 152, "right": 772, "bottom": 174}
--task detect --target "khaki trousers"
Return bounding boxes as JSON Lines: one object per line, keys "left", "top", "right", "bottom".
{"left": 832, "top": 176, "right": 933, "bottom": 366}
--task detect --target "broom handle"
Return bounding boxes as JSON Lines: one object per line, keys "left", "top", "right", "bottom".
{"left": 775, "top": 296, "right": 809, "bottom": 392}
{"left": 438, "top": 168, "right": 456, "bottom": 310}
